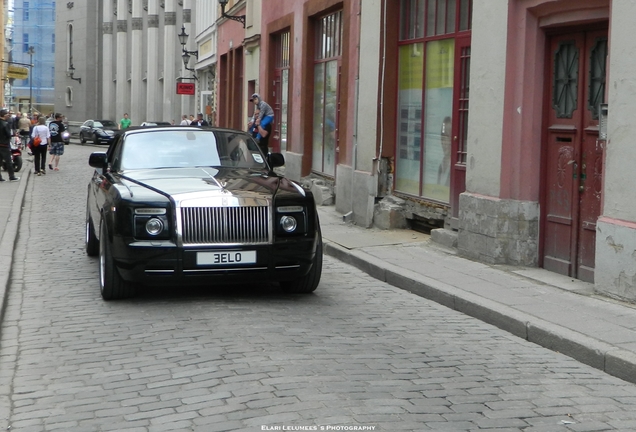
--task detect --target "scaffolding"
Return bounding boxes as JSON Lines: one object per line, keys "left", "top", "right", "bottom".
{"left": 7, "top": 0, "right": 56, "bottom": 114}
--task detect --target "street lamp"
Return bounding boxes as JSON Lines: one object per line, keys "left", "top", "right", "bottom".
{"left": 218, "top": 0, "right": 246, "bottom": 28}
{"left": 178, "top": 26, "right": 198, "bottom": 60}
{"left": 68, "top": 64, "right": 82, "bottom": 84}
{"left": 178, "top": 25, "right": 198, "bottom": 78}
{"left": 27, "top": 46, "right": 35, "bottom": 115}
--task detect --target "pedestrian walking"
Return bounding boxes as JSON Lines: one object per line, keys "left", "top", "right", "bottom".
{"left": 48, "top": 113, "right": 66, "bottom": 171}
{"left": 31, "top": 116, "right": 51, "bottom": 176}
{"left": 17, "top": 113, "right": 31, "bottom": 148}
{"left": 249, "top": 93, "right": 274, "bottom": 142}
{"left": 119, "top": 113, "right": 131, "bottom": 130}
{"left": 180, "top": 115, "right": 190, "bottom": 126}
{"left": 0, "top": 109, "right": 20, "bottom": 182}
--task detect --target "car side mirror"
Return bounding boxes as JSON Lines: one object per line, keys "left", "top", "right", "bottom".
{"left": 89, "top": 152, "right": 108, "bottom": 170}
{"left": 267, "top": 153, "right": 285, "bottom": 168}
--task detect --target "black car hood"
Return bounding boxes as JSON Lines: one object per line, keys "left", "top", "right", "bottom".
{"left": 120, "top": 167, "right": 292, "bottom": 198}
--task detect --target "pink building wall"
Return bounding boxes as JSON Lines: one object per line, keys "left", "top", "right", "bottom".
{"left": 500, "top": 0, "right": 610, "bottom": 202}
{"left": 260, "top": 0, "right": 362, "bottom": 174}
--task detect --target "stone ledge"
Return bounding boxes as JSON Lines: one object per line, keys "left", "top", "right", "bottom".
{"left": 431, "top": 228, "right": 457, "bottom": 249}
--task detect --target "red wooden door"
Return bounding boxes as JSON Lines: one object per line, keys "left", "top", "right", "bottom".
{"left": 543, "top": 29, "right": 607, "bottom": 283}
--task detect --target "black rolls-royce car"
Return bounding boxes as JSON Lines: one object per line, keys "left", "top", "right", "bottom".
{"left": 86, "top": 126, "right": 322, "bottom": 300}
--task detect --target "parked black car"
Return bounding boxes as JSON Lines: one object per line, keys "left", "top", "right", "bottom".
{"left": 85, "top": 126, "right": 322, "bottom": 300}
{"left": 79, "top": 119, "right": 118, "bottom": 144}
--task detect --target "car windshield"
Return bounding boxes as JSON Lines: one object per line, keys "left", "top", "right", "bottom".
{"left": 120, "top": 129, "right": 268, "bottom": 170}
{"left": 96, "top": 120, "right": 117, "bottom": 128}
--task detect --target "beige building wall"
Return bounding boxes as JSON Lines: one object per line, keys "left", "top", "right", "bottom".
{"left": 464, "top": 0, "right": 507, "bottom": 198}
{"left": 595, "top": 0, "right": 636, "bottom": 301}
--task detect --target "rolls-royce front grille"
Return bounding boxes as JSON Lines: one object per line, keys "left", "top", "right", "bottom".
{"left": 181, "top": 206, "right": 270, "bottom": 245}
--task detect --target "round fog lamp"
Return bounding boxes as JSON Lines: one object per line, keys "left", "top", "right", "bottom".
{"left": 280, "top": 215, "right": 297, "bottom": 233}
{"left": 145, "top": 218, "right": 164, "bottom": 235}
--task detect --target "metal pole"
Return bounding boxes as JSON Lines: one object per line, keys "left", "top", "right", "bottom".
{"left": 28, "top": 46, "right": 35, "bottom": 115}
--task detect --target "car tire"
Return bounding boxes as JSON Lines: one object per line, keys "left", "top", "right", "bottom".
{"left": 99, "top": 220, "right": 136, "bottom": 300}
{"left": 85, "top": 208, "right": 99, "bottom": 257}
{"left": 80, "top": 132, "right": 86, "bottom": 144}
{"left": 280, "top": 234, "right": 323, "bottom": 294}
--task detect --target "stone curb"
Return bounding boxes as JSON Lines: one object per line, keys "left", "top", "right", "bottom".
{"left": 0, "top": 161, "right": 30, "bottom": 429}
{"left": 0, "top": 164, "right": 30, "bottom": 325}
{"left": 323, "top": 240, "right": 636, "bottom": 385}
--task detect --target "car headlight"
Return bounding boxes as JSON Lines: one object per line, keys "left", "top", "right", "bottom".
{"left": 280, "top": 215, "right": 297, "bottom": 233}
{"left": 275, "top": 205, "right": 307, "bottom": 236}
{"left": 134, "top": 208, "right": 169, "bottom": 239}
{"left": 145, "top": 218, "right": 164, "bottom": 235}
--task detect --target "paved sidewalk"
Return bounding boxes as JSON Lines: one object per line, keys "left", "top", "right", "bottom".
{"left": 317, "top": 206, "right": 636, "bottom": 385}
{"left": 0, "top": 157, "right": 30, "bottom": 327}
{"left": 1, "top": 156, "right": 635, "bottom": 387}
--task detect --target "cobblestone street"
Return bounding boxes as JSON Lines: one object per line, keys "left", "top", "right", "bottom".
{"left": 2, "top": 145, "right": 636, "bottom": 431}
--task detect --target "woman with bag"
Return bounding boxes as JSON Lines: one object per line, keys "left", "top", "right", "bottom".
{"left": 31, "top": 116, "right": 51, "bottom": 176}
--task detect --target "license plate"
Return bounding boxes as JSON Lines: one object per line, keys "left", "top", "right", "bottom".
{"left": 197, "top": 251, "right": 256, "bottom": 266}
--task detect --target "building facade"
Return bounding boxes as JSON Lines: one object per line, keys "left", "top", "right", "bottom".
{"left": 252, "top": 1, "right": 471, "bottom": 228}
{"left": 102, "top": 0, "right": 197, "bottom": 126}
{"left": 190, "top": 0, "right": 217, "bottom": 124}
{"left": 10, "top": 0, "right": 56, "bottom": 115}
{"left": 55, "top": 0, "right": 210, "bottom": 127}
{"left": 250, "top": 0, "right": 636, "bottom": 302}
{"left": 47, "top": 0, "right": 636, "bottom": 302}
{"left": 53, "top": 1, "right": 101, "bottom": 124}
{"left": 216, "top": 0, "right": 247, "bottom": 130}
{"left": 461, "top": 0, "right": 636, "bottom": 302}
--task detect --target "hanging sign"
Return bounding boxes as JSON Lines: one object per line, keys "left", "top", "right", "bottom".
{"left": 176, "top": 82, "right": 195, "bottom": 95}
{"left": 7, "top": 65, "right": 29, "bottom": 80}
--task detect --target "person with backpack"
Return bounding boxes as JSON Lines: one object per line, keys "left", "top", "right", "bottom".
{"left": 48, "top": 113, "right": 66, "bottom": 171}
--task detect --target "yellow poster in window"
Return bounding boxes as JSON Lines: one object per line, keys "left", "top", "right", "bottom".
{"left": 426, "top": 39, "right": 454, "bottom": 89}
{"left": 398, "top": 43, "right": 424, "bottom": 91}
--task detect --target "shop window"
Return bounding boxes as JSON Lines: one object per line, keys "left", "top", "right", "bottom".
{"left": 274, "top": 31, "right": 291, "bottom": 153}
{"left": 312, "top": 11, "right": 342, "bottom": 177}
{"left": 396, "top": 0, "right": 471, "bottom": 203}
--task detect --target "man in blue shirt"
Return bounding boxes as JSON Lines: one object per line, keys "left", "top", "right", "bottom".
{"left": 249, "top": 93, "right": 274, "bottom": 142}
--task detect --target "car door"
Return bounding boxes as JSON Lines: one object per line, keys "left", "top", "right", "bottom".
{"left": 91, "top": 136, "right": 121, "bottom": 236}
